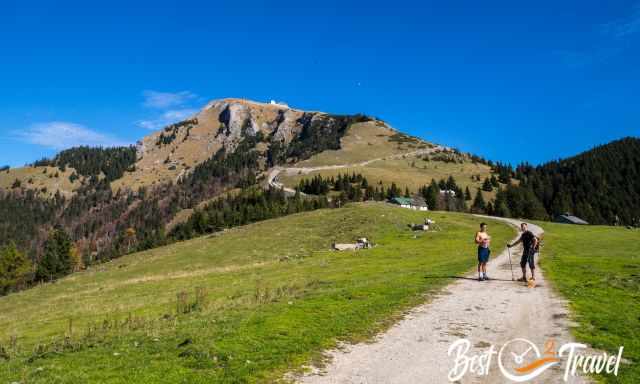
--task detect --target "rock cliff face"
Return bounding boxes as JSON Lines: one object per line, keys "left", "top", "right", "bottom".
{"left": 113, "top": 98, "right": 372, "bottom": 191}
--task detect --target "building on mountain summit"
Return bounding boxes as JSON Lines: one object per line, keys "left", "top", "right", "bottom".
{"left": 390, "top": 196, "right": 428, "bottom": 211}
{"left": 554, "top": 213, "right": 589, "bottom": 225}
{"left": 269, "top": 100, "right": 289, "bottom": 107}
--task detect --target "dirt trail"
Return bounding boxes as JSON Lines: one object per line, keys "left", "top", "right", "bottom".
{"left": 296, "top": 218, "right": 590, "bottom": 383}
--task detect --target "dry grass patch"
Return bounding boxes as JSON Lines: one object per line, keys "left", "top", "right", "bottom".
{"left": 0, "top": 166, "right": 84, "bottom": 197}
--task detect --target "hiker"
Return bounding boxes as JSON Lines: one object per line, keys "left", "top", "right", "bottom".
{"left": 508, "top": 223, "right": 538, "bottom": 281}
{"left": 474, "top": 222, "right": 491, "bottom": 281}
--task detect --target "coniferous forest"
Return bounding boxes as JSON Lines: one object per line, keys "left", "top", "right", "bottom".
{"left": 515, "top": 137, "right": 640, "bottom": 225}
{"left": 33, "top": 146, "right": 137, "bottom": 182}
{"left": 493, "top": 137, "right": 640, "bottom": 225}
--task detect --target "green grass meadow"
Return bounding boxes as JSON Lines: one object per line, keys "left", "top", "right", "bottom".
{"left": 0, "top": 203, "right": 513, "bottom": 383}
{"left": 3, "top": 202, "right": 637, "bottom": 383}
{"left": 539, "top": 222, "right": 640, "bottom": 383}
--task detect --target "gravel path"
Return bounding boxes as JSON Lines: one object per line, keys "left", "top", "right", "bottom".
{"left": 296, "top": 218, "right": 590, "bottom": 383}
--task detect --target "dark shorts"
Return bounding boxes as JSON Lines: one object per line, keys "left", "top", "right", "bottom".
{"left": 520, "top": 249, "right": 535, "bottom": 269}
{"left": 478, "top": 247, "right": 490, "bottom": 263}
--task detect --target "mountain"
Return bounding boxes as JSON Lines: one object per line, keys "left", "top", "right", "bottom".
{"left": 114, "top": 98, "right": 372, "bottom": 191}
{"left": 1, "top": 99, "right": 370, "bottom": 195}
{"left": 2, "top": 99, "right": 491, "bottom": 283}
{"left": 0, "top": 98, "right": 638, "bottom": 295}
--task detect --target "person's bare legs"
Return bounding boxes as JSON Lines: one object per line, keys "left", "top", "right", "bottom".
{"left": 530, "top": 267, "right": 536, "bottom": 280}
{"left": 478, "top": 262, "right": 482, "bottom": 280}
{"left": 481, "top": 262, "right": 488, "bottom": 278}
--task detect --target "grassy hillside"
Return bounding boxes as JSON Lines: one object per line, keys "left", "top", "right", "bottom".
{"left": 279, "top": 121, "right": 497, "bottom": 199}
{"left": 281, "top": 156, "right": 496, "bottom": 197}
{"left": 0, "top": 165, "right": 83, "bottom": 198}
{"left": 291, "top": 121, "right": 431, "bottom": 167}
{"left": 0, "top": 203, "right": 513, "bottom": 383}
{"left": 539, "top": 222, "right": 640, "bottom": 383}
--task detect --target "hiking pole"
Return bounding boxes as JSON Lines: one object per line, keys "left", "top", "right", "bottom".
{"left": 507, "top": 244, "right": 515, "bottom": 281}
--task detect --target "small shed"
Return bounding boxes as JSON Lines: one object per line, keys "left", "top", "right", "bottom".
{"left": 554, "top": 213, "right": 589, "bottom": 225}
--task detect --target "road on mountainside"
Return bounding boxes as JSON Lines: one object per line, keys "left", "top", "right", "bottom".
{"left": 295, "top": 218, "right": 591, "bottom": 384}
{"left": 266, "top": 146, "right": 447, "bottom": 195}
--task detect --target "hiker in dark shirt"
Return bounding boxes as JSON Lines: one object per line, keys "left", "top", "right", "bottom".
{"left": 508, "top": 223, "right": 538, "bottom": 282}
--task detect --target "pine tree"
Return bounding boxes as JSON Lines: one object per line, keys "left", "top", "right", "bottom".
{"left": 387, "top": 183, "right": 400, "bottom": 198}
{"left": 464, "top": 186, "right": 472, "bottom": 201}
{"left": 446, "top": 175, "right": 457, "bottom": 190}
{"left": 472, "top": 189, "right": 486, "bottom": 213}
{"left": 36, "top": 229, "right": 73, "bottom": 281}
{"left": 493, "top": 190, "right": 511, "bottom": 217}
{"left": 423, "top": 180, "right": 439, "bottom": 210}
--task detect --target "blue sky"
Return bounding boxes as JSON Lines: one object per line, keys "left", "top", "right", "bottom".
{"left": 1, "top": 0, "right": 639, "bottom": 167}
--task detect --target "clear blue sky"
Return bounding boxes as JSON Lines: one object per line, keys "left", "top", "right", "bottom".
{"left": 1, "top": 0, "right": 639, "bottom": 167}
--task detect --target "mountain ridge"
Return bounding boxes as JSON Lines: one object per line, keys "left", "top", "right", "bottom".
{"left": 1, "top": 99, "right": 431, "bottom": 271}
{"left": 115, "top": 98, "right": 382, "bottom": 191}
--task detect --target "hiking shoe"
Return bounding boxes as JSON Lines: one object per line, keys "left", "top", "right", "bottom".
{"left": 484, "top": 275, "right": 490, "bottom": 281}
{"left": 478, "top": 276, "right": 484, "bottom": 281}
{"left": 517, "top": 277, "right": 527, "bottom": 282}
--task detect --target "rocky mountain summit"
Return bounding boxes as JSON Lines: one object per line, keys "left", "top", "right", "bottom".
{"left": 115, "top": 98, "right": 374, "bottom": 190}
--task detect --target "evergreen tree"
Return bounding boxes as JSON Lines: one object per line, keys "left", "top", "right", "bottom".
{"left": 0, "top": 242, "right": 33, "bottom": 294}
{"left": 494, "top": 162, "right": 513, "bottom": 184}
{"left": 493, "top": 190, "right": 511, "bottom": 217}
{"left": 464, "top": 186, "right": 472, "bottom": 201}
{"left": 498, "top": 184, "right": 547, "bottom": 220}
{"left": 456, "top": 193, "right": 467, "bottom": 212}
{"left": 387, "top": 183, "right": 400, "bottom": 198}
{"left": 421, "top": 180, "right": 439, "bottom": 211}
{"left": 36, "top": 229, "right": 73, "bottom": 281}
{"left": 472, "top": 189, "right": 486, "bottom": 213}
{"left": 446, "top": 175, "right": 457, "bottom": 190}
